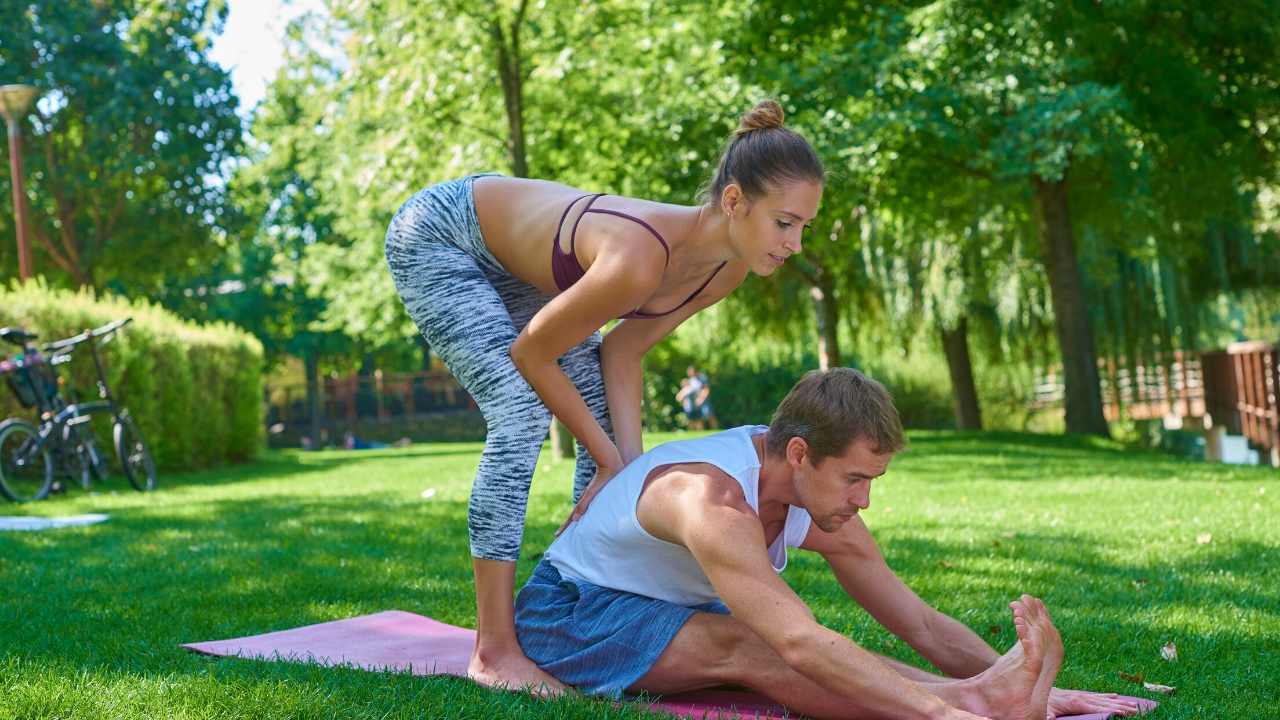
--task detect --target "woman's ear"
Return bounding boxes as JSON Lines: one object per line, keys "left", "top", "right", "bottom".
{"left": 720, "top": 183, "right": 743, "bottom": 217}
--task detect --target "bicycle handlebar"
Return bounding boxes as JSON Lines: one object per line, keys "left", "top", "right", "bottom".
{"left": 43, "top": 317, "right": 134, "bottom": 353}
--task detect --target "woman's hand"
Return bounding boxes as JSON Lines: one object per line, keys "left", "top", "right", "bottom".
{"left": 555, "top": 459, "right": 622, "bottom": 536}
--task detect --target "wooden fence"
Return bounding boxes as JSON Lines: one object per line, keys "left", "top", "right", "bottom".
{"left": 1034, "top": 343, "right": 1278, "bottom": 465}
{"left": 1033, "top": 351, "right": 1205, "bottom": 421}
{"left": 1201, "top": 341, "right": 1280, "bottom": 465}
{"left": 265, "top": 370, "right": 476, "bottom": 431}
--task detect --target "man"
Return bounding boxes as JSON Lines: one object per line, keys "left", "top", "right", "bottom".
{"left": 515, "top": 368, "right": 1143, "bottom": 719}
{"left": 676, "top": 365, "right": 718, "bottom": 431}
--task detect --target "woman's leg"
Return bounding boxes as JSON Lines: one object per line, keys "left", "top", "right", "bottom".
{"left": 386, "top": 203, "right": 562, "bottom": 694}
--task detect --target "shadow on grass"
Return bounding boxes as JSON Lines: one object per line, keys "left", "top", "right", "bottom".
{"left": 0, "top": 484, "right": 654, "bottom": 719}
{"left": 3, "top": 444, "right": 491, "bottom": 515}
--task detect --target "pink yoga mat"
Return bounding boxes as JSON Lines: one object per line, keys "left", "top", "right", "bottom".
{"left": 181, "top": 610, "right": 1156, "bottom": 719}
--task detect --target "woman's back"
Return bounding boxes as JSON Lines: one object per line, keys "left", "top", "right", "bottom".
{"left": 473, "top": 176, "right": 716, "bottom": 308}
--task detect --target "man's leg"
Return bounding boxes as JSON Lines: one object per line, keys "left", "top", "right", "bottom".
{"left": 628, "top": 597, "right": 1061, "bottom": 720}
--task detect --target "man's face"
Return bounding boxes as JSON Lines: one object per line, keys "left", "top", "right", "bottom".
{"left": 790, "top": 436, "right": 893, "bottom": 532}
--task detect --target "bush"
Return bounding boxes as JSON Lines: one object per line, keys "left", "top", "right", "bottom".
{"left": 0, "top": 279, "right": 264, "bottom": 471}
{"left": 643, "top": 344, "right": 955, "bottom": 431}
{"left": 641, "top": 333, "right": 1052, "bottom": 433}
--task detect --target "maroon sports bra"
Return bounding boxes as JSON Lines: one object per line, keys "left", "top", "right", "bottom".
{"left": 552, "top": 193, "right": 726, "bottom": 320}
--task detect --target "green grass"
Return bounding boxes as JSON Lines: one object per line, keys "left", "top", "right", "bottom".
{"left": 1, "top": 431, "right": 1277, "bottom": 719}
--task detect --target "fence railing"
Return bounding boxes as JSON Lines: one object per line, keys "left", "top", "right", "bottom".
{"left": 1201, "top": 341, "right": 1279, "bottom": 464}
{"left": 1033, "top": 343, "right": 1278, "bottom": 464}
{"left": 265, "top": 370, "right": 476, "bottom": 430}
{"left": 1033, "top": 351, "right": 1205, "bottom": 421}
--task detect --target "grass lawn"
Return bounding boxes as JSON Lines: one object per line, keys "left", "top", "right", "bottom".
{"left": 1, "top": 430, "right": 1276, "bottom": 719}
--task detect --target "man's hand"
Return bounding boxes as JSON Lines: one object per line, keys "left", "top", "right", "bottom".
{"left": 555, "top": 462, "right": 619, "bottom": 536}
{"left": 1049, "top": 687, "right": 1147, "bottom": 717}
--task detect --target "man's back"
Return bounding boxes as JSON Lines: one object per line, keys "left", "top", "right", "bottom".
{"left": 546, "top": 425, "right": 811, "bottom": 606}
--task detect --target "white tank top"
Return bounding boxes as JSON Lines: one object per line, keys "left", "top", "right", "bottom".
{"left": 545, "top": 425, "right": 813, "bottom": 607}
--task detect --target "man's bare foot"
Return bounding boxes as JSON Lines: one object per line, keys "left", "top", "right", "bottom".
{"left": 468, "top": 645, "right": 568, "bottom": 698}
{"left": 966, "top": 597, "right": 1049, "bottom": 720}
{"left": 1023, "top": 596, "right": 1065, "bottom": 720}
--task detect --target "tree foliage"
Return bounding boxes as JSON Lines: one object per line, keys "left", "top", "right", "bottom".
{"left": 0, "top": 1, "right": 242, "bottom": 290}
{"left": 732, "top": 0, "right": 1280, "bottom": 434}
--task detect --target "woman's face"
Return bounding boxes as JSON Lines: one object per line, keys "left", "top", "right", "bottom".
{"left": 723, "top": 179, "right": 823, "bottom": 277}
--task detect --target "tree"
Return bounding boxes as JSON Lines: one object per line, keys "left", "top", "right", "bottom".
{"left": 160, "top": 12, "right": 356, "bottom": 446}
{"left": 0, "top": 1, "right": 242, "bottom": 290}
{"left": 285, "top": 1, "right": 742, "bottom": 347}
{"left": 735, "top": 0, "right": 1280, "bottom": 436}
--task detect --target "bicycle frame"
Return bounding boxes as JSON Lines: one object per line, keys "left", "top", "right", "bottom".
{"left": 2, "top": 317, "right": 154, "bottom": 499}
{"left": 5, "top": 322, "right": 128, "bottom": 476}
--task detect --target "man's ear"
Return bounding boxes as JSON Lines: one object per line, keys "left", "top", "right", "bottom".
{"left": 785, "top": 436, "right": 809, "bottom": 468}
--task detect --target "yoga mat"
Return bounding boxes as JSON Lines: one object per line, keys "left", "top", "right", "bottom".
{"left": 0, "top": 513, "right": 109, "bottom": 531}
{"left": 182, "top": 610, "right": 1156, "bottom": 719}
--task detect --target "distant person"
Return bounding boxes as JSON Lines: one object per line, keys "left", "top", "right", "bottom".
{"left": 675, "top": 365, "right": 718, "bottom": 431}
{"left": 343, "top": 432, "right": 388, "bottom": 450}
{"left": 677, "top": 376, "right": 696, "bottom": 419}
{"left": 341, "top": 431, "right": 413, "bottom": 450}
{"left": 384, "top": 100, "right": 824, "bottom": 691}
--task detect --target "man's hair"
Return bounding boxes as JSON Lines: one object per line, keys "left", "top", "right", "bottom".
{"left": 765, "top": 368, "right": 905, "bottom": 463}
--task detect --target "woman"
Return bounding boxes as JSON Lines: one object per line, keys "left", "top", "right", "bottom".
{"left": 384, "top": 100, "right": 824, "bottom": 693}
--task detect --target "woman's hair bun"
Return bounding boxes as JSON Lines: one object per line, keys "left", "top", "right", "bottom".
{"left": 735, "top": 99, "right": 785, "bottom": 138}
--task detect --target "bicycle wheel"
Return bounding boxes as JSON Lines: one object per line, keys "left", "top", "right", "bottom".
{"left": 66, "top": 422, "right": 109, "bottom": 484}
{"left": 61, "top": 422, "right": 104, "bottom": 490}
{"left": 113, "top": 414, "right": 156, "bottom": 492}
{"left": 0, "top": 419, "right": 54, "bottom": 502}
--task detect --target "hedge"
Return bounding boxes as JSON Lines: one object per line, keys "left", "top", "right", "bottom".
{"left": 0, "top": 280, "right": 264, "bottom": 471}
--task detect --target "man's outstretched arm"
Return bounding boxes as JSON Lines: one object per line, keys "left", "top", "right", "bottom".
{"left": 802, "top": 516, "right": 997, "bottom": 676}
{"left": 803, "top": 518, "right": 1147, "bottom": 717}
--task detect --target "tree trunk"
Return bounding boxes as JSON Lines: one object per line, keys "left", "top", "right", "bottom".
{"left": 940, "top": 317, "right": 982, "bottom": 430}
{"left": 491, "top": 1, "right": 569, "bottom": 460}
{"left": 1034, "top": 175, "right": 1110, "bottom": 437}
{"left": 491, "top": 2, "right": 529, "bottom": 179}
{"left": 304, "top": 349, "right": 322, "bottom": 451}
{"left": 806, "top": 262, "right": 841, "bottom": 370}
{"left": 417, "top": 336, "right": 432, "bottom": 371}
{"left": 549, "top": 418, "right": 575, "bottom": 461}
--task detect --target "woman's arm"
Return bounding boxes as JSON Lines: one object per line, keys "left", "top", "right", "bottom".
{"left": 509, "top": 247, "right": 664, "bottom": 472}
{"left": 600, "top": 265, "right": 746, "bottom": 462}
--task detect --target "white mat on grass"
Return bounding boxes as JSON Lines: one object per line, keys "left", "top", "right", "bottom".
{"left": 0, "top": 513, "right": 109, "bottom": 531}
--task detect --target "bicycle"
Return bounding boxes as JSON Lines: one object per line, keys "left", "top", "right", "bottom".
{"left": 0, "top": 318, "right": 156, "bottom": 502}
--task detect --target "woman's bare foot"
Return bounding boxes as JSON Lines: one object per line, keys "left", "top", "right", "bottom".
{"left": 468, "top": 645, "right": 568, "bottom": 698}
{"left": 469, "top": 557, "right": 568, "bottom": 697}
{"left": 964, "top": 597, "right": 1049, "bottom": 720}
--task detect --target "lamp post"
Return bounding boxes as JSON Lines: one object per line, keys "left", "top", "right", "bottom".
{"left": 0, "top": 84, "right": 39, "bottom": 281}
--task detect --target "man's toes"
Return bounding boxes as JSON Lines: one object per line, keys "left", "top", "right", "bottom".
{"left": 1027, "top": 595, "right": 1047, "bottom": 623}
{"left": 1033, "top": 597, "right": 1052, "bottom": 624}
{"left": 1011, "top": 612, "right": 1029, "bottom": 639}
{"left": 1020, "top": 617, "right": 1045, "bottom": 657}
{"left": 1010, "top": 598, "right": 1029, "bottom": 618}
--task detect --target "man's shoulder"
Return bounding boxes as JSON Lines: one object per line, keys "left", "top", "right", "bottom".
{"left": 646, "top": 462, "right": 748, "bottom": 508}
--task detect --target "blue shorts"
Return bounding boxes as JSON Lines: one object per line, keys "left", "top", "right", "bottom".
{"left": 514, "top": 559, "right": 729, "bottom": 698}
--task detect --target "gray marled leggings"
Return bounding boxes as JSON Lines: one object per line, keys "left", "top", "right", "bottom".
{"left": 384, "top": 174, "right": 612, "bottom": 562}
